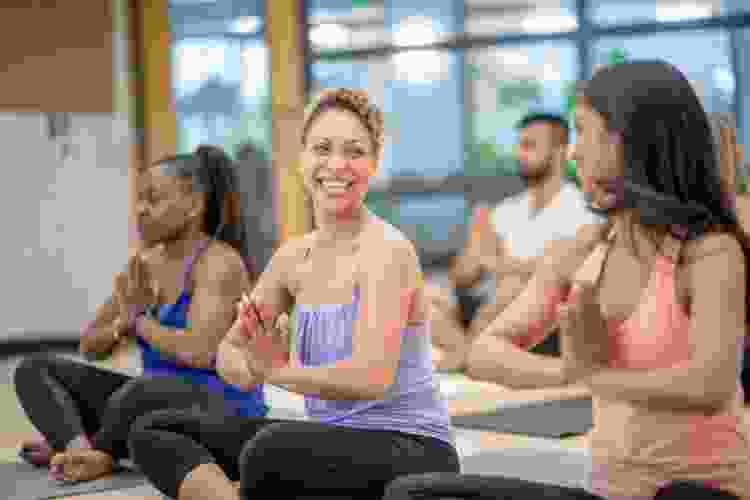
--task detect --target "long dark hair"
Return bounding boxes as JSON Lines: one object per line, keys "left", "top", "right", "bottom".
{"left": 153, "top": 145, "right": 257, "bottom": 283}
{"left": 580, "top": 60, "right": 750, "bottom": 321}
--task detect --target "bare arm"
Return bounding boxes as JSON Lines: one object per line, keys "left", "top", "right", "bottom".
{"left": 583, "top": 234, "right": 746, "bottom": 412}
{"left": 466, "top": 225, "right": 609, "bottom": 388}
{"left": 268, "top": 234, "right": 417, "bottom": 400}
{"left": 466, "top": 333, "right": 566, "bottom": 389}
{"left": 136, "top": 249, "right": 249, "bottom": 369}
{"left": 216, "top": 239, "right": 296, "bottom": 388}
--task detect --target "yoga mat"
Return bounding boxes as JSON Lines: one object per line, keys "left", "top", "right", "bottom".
{"left": 450, "top": 397, "right": 593, "bottom": 438}
{"left": 0, "top": 462, "right": 149, "bottom": 500}
{"left": 459, "top": 445, "right": 591, "bottom": 489}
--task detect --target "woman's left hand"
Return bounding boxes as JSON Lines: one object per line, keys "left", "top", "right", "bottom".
{"left": 238, "top": 296, "right": 291, "bottom": 382}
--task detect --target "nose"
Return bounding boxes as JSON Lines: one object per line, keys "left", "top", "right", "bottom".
{"left": 566, "top": 143, "right": 577, "bottom": 162}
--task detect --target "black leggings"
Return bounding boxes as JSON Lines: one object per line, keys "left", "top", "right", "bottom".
{"left": 13, "top": 353, "right": 229, "bottom": 460}
{"left": 128, "top": 407, "right": 461, "bottom": 500}
{"left": 383, "top": 473, "right": 740, "bottom": 500}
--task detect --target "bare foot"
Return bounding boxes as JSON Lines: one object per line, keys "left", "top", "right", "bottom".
{"left": 19, "top": 439, "right": 53, "bottom": 466}
{"left": 50, "top": 449, "right": 114, "bottom": 482}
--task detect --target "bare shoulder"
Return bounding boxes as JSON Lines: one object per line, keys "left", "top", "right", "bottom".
{"left": 682, "top": 231, "right": 745, "bottom": 266}
{"left": 194, "top": 241, "right": 247, "bottom": 281}
{"left": 361, "top": 216, "right": 418, "bottom": 266}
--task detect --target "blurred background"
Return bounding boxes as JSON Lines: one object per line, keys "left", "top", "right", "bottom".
{"left": 0, "top": 0, "right": 749, "bottom": 347}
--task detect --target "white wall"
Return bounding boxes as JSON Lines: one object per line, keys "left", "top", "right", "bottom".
{"left": 0, "top": 113, "right": 129, "bottom": 340}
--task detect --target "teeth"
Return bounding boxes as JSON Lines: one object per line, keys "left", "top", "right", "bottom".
{"left": 318, "top": 179, "right": 352, "bottom": 191}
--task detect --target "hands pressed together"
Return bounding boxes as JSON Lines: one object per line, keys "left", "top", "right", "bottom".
{"left": 111, "top": 251, "right": 159, "bottom": 340}
{"left": 236, "top": 294, "right": 291, "bottom": 383}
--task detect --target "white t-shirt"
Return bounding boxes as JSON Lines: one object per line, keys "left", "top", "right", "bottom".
{"left": 469, "top": 182, "right": 602, "bottom": 300}
{"left": 490, "top": 181, "right": 603, "bottom": 259}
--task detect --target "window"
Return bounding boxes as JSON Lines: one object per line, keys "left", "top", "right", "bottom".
{"left": 394, "top": 193, "right": 469, "bottom": 251}
{"left": 169, "top": 1, "right": 270, "bottom": 159}
{"left": 593, "top": 30, "right": 734, "bottom": 116}
{"left": 465, "top": 42, "right": 578, "bottom": 177}
{"left": 308, "top": 0, "right": 463, "bottom": 55}
{"left": 589, "top": 0, "right": 750, "bottom": 27}
{"left": 312, "top": 50, "right": 464, "bottom": 179}
{"left": 465, "top": 0, "right": 578, "bottom": 36}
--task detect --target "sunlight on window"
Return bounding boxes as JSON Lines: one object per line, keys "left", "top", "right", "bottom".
{"left": 174, "top": 42, "right": 226, "bottom": 85}
{"left": 231, "top": 16, "right": 262, "bottom": 34}
{"left": 522, "top": 10, "right": 578, "bottom": 33}
{"left": 240, "top": 45, "right": 268, "bottom": 98}
{"left": 393, "top": 15, "right": 439, "bottom": 47}
{"left": 655, "top": 2, "right": 713, "bottom": 21}
{"left": 310, "top": 23, "right": 351, "bottom": 49}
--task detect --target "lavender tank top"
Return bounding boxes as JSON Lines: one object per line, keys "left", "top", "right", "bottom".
{"left": 294, "top": 286, "right": 455, "bottom": 446}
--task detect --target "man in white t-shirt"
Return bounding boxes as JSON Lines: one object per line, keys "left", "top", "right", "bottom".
{"left": 428, "top": 112, "right": 602, "bottom": 371}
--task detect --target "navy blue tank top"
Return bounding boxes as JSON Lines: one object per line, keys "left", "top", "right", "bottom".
{"left": 136, "top": 240, "right": 268, "bottom": 417}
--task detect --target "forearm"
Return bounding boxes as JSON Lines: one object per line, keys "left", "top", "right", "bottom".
{"left": 79, "top": 296, "right": 123, "bottom": 356}
{"left": 268, "top": 361, "right": 386, "bottom": 400}
{"left": 135, "top": 317, "right": 215, "bottom": 369}
{"left": 492, "top": 255, "right": 537, "bottom": 280}
{"left": 465, "top": 335, "right": 566, "bottom": 389}
{"left": 79, "top": 320, "right": 119, "bottom": 358}
{"left": 583, "top": 364, "right": 730, "bottom": 412}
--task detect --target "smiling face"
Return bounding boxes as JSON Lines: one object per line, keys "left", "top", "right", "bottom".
{"left": 300, "top": 107, "right": 377, "bottom": 217}
{"left": 569, "top": 99, "right": 625, "bottom": 211}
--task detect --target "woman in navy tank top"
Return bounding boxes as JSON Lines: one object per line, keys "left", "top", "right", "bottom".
{"left": 13, "top": 145, "right": 267, "bottom": 483}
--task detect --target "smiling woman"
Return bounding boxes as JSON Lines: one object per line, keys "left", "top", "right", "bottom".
{"left": 126, "top": 87, "right": 460, "bottom": 500}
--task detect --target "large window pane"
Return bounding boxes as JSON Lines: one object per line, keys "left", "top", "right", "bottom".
{"left": 589, "top": 0, "right": 750, "bottom": 26}
{"left": 465, "top": 43, "right": 578, "bottom": 177}
{"left": 170, "top": 1, "right": 264, "bottom": 38}
{"left": 593, "top": 30, "right": 734, "bottom": 116}
{"left": 309, "top": 0, "right": 462, "bottom": 55}
{"left": 394, "top": 193, "right": 469, "bottom": 254}
{"left": 172, "top": 38, "right": 271, "bottom": 158}
{"left": 465, "top": 0, "right": 578, "bottom": 36}
{"left": 312, "top": 50, "right": 463, "bottom": 179}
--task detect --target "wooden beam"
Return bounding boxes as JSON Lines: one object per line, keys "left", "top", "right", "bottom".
{"left": 266, "top": 0, "right": 312, "bottom": 241}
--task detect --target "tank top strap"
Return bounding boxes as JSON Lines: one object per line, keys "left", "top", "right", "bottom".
{"left": 182, "top": 238, "right": 212, "bottom": 291}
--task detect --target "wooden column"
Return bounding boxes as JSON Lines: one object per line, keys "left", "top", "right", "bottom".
{"left": 126, "top": 0, "right": 177, "bottom": 252}
{"left": 266, "top": 0, "right": 312, "bottom": 242}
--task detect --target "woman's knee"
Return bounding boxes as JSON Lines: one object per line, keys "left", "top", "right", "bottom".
{"left": 127, "top": 409, "right": 179, "bottom": 459}
{"left": 382, "top": 473, "right": 446, "bottom": 500}
{"left": 238, "top": 422, "right": 287, "bottom": 468}
{"left": 13, "top": 353, "right": 59, "bottom": 391}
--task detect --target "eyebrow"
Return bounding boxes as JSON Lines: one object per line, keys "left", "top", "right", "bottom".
{"left": 310, "top": 137, "right": 368, "bottom": 146}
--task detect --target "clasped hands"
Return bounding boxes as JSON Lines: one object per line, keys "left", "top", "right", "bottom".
{"left": 236, "top": 294, "right": 291, "bottom": 383}
{"left": 112, "top": 251, "right": 159, "bottom": 339}
{"left": 538, "top": 224, "right": 611, "bottom": 380}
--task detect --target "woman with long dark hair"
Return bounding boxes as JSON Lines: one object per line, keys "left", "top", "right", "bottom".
{"left": 385, "top": 60, "right": 750, "bottom": 499}
{"left": 13, "top": 145, "right": 267, "bottom": 483}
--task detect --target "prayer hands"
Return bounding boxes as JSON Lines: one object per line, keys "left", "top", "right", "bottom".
{"left": 114, "top": 252, "right": 158, "bottom": 311}
{"left": 537, "top": 223, "right": 608, "bottom": 291}
{"left": 237, "top": 294, "right": 291, "bottom": 382}
{"left": 557, "top": 282, "right": 609, "bottom": 380}
{"left": 112, "top": 252, "right": 158, "bottom": 337}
